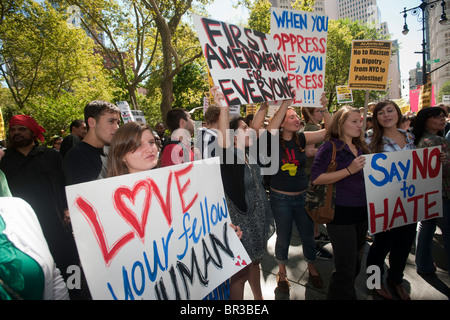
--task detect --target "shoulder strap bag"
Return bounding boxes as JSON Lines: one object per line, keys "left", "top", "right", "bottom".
{"left": 305, "top": 141, "right": 337, "bottom": 224}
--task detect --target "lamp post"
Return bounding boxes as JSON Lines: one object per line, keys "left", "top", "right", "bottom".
{"left": 401, "top": 0, "right": 448, "bottom": 85}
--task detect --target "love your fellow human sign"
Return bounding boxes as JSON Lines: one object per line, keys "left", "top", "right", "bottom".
{"left": 65, "top": 158, "right": 250, "bottom": 300}
{"left": 192, "top": 14, "right": 293, "bottom": 106}
{"left": 270, "top": 8, "right": 328, "bottom": 107}
{"left": 363, "top": 147, "right": 442, "bottom": 235}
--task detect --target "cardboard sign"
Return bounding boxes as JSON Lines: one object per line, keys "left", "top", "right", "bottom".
{"left": 336, "top": 85, "right": 353, "bottom": 103}
{"left": 348, "top": 40, "right": 391, "bottom": 91}
{"left": 270, "top": 8, "right": 328, "bottom": 107}
{"left": 192, "top": 14, "right": 293, "bottom": 106}
{"left": 66, "top": 158, "right": 250, "bottom": 300}
{"left": 116, "top": 101, "right": 134, "bottom": 123}
{"left": 363, "top": 147, "right": 442, "bottom": 235}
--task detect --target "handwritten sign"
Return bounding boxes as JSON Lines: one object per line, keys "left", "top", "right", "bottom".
{"left": 270, "top": 8, "right": 328, "bottom": 107}
{"left": 336, "top": 85, "right": 353, "bottom": 103}
{"left": 65, "top": 158, "right": 250, "bottom": 300}
{"left": 363, "top": 147, "right": 442, "bottom": 235}
{"left": 116, "top": 101, "right": 134, "bottom": 123}
{"left": 348, "top": 40, "right": 391, "bottom": 91}
{"left": 192, "top": 14, "right": 293, "bottom": 106}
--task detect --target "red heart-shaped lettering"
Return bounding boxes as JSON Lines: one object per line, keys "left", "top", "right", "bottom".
{"left": 113, "top": 180, "right": 151, "bottom": 242}
{"left": 75, "top": 196, "right": 134, "bottom": 267}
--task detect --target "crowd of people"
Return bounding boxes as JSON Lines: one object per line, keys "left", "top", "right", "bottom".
{"left": 0, "top": 94, "right": 449, "bottom": 300}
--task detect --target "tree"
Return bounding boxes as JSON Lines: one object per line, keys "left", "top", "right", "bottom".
{"left": 437, "top": 80, "right": 450, "bottom": 103}
{"left": 0, "top": 0, "right": 115, "bottom": 141}
{"left": 59, "top": 0, "right": 159, "bottom": 111}
{"left": 172, "top": 62, "right": 209, "bottom": 110}
{"left": 140, "top": 0, "right": 211, "bottom": 122}
{"left": 59, "top": 0, "right": 212, "bottom": 123}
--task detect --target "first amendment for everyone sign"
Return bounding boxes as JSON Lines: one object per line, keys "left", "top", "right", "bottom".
{"left": 192, "top": 14, "right": 294, "bottom": 106}
{"left": 348, "top": 40, "right": 391, "bottom": 91}
{"left": 66, "top": 158, "right": 250, "bottom": 300}
{"left": 363, "top": 147, "right": 442, "bottom": 235}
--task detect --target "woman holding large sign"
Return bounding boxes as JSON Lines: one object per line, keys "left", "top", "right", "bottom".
{"left": 211, "top": 87, "right": 274, "bottom": 300}
{"left": 310, "top": 106, "right": 369, "bottom": 300}
{"left": 366, "top": 101, "right": 416, "bottom": 300}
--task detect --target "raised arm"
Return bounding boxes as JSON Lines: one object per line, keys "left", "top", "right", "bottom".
{"left": 303, "top": 92, "right": 331, "bottom": 145}
{"left": 211, "top": 86, "right": 230, "bottom": 149}
{"left": 266, "top": 99, "right": 293, "bottom": 134}
{"left": 251, "top": 102, "right": 268, "bottom": 137}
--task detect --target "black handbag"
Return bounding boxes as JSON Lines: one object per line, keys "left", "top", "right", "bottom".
{"left": 305, "top": 141, "right": 337, "bottom": 224}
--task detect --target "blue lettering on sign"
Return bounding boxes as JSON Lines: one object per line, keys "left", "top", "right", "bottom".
{"left": 178, "top": 197, "right": 228, "bottom": 260}
{"left": 107, "top": 196, "right": 231, "bottom": 300}
{"left": 273, "top": 10, "right": 308, "bottom": 29}
{"left": 368, "top": 153, "right": 411, "bottom": 187}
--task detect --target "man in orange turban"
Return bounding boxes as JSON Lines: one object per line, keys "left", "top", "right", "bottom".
{"left": 8, "top": 115, "right": 46, "bottom": 153}
{"left": 0, "top": 115, "right": 80, "bottom": 297}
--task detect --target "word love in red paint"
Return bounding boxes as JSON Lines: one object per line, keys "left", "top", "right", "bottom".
{"left": 74, "top": 163, "right": 199, "bottom": 267}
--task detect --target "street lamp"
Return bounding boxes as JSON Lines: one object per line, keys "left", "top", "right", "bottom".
{"left": 401, "top": 0, "right": 448, "bottom": 85}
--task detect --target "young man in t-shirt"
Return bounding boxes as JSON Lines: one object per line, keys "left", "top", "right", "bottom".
{"left": 64, "top": 100, "right": 121, "bottom": 185}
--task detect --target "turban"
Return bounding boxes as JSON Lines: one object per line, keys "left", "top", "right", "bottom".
{"left": 9, "top": 115, "right": 46, "bottom": 142}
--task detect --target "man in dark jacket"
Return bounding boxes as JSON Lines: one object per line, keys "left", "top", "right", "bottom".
{"left": 0, "top": 115, "right": 80, "bottom": 280}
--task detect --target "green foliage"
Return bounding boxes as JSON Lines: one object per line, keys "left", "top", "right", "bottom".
{"left": 437, "top": 80, "right": 450, "bottom": 103}
{"left": 173, "top": 62, "right": 209, "bottom": 110}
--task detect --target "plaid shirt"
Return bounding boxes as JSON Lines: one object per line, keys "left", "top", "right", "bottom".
{"left": 365, "top": 129, "right": 416, "bottom": 152}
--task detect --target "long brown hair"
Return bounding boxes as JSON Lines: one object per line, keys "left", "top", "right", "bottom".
{"left": 368, "top": 100, "right": 403, "bottom": 153}
{"left": 325, "top": 105, "right": 370, "bottom": 154}
{"left": 280, "top": 107, "right": 304, "bottom": 161}
{"left": 107, "top": 122, "right": 158, "bottom": 177}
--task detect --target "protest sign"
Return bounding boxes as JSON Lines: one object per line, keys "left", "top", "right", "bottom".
{"left": 348, "top": 40, "right": 391, "bottom": 91}
{"left": 363, "top": 147, "right": 442, "bottom": 235}
{"left": 131, "top": 110, "right": 146, "bottom": 124}
{"left": 419, "top": 82, "right": 433, "bottom": 109}
{"left": 66, "top": 158, "right": 250, "bottom": 300}
{"left": 336, "top": 85, "right": 353, "bottom": 103}
{"left": 192, "top": 14, "right": 293, "bottom": 106}
{"left": 270, "top": 8, "right": 328, "bottom": 107}
{"left": 116, "top": 101, "right": 134, "bottom": 123}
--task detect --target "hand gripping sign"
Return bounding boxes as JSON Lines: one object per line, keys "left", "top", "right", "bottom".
{"left": 363, "top": 147, "right": 442, "bottom": 235}
{"left": 192, "top": 14, "right": 294, "bottom": 106}
{"left": 66, "top": 158, "right": 250, "bottom": 300}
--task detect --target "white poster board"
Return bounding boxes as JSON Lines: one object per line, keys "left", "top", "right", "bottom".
{"left": 192, "top": 14, "right": 293, "bottom": 106}
{"left": 270, "top": 8, "right": 328, "bottom": 107}
{"left": 116, "top": 101, "right": 134, "bottom": 123}
{"left": 363, "top": 147, "right": 442, "bottom": 235}
{"left": 66, "top": 158, "right": 250, "bottom": 300}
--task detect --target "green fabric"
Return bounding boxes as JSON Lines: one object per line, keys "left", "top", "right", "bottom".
{"left": 0, "top": 169, "right": 11, "bottom": 197}
{"left": 0, "top": 215, "right": 44, "bottom": 300}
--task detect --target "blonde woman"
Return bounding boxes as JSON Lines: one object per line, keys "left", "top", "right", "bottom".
{"left": 311, "top": 105, "right": 370, "bottom": 300}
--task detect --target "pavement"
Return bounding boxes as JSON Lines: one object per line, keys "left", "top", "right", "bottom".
{"left": 244, "top": 224, "right": 450, "bottom": 301}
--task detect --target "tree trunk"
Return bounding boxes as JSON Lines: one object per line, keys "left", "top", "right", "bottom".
{"left": 160, "top": 72, "right": 174, "bottom": 123}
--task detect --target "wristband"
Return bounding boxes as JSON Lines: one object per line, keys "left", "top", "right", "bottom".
{"left": 346, "top": 167, "right": 352, "bottom": 175}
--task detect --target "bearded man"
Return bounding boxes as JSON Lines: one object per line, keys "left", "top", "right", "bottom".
{"left": 0, "top": 115, "right": 80, "bottom": 284}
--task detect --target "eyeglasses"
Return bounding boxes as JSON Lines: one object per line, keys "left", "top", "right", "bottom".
{"left": 431, "top": 115, "right": 446, "bottom": 120}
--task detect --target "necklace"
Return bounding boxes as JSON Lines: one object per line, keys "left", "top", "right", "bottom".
{"left": 347, "top": 143, "right": 358, "bottom": 155}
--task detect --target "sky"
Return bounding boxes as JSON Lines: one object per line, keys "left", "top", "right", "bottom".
{"left": 203, "top": 0, "right": 438, "bottom": 98}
